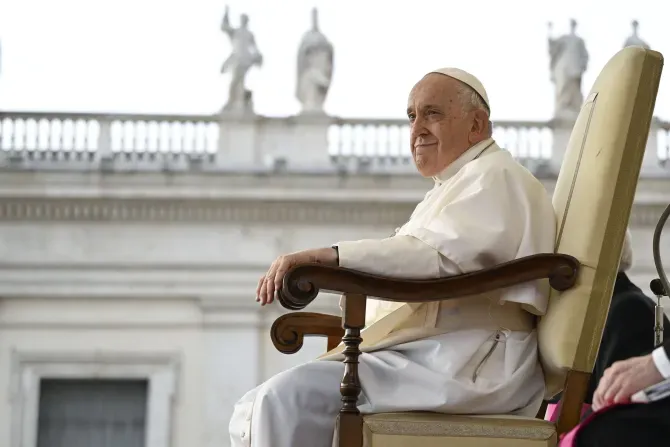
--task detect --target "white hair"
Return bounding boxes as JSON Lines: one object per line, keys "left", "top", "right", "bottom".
{"left": 455, "top": 82, "right": 490, "bottom": 116}
{"left": 619, "top": 228, "right": 634, "bottom": 272}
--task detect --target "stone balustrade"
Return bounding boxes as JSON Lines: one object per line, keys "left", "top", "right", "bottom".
{"left": 0, "top": 111, "right": 668, "bottom": 176}
{"left": 0, "top": 112, "right": 219, "bottom": 167}
{"left": 328, "top": 119, "right": 554, "bottom": 172}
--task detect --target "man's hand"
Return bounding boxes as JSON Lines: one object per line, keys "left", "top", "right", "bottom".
{"left": 592, "top": 354, "right": 663, "bottom": 411}
{"left": 256, "top": 247, "right": 338, "bottom": 306}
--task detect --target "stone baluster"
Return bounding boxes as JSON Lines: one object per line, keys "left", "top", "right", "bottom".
{"left": 97, "top": 117, "right": 113, "bottom": 166}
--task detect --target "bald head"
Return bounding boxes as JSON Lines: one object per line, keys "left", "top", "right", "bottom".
{"left": 407, "top": 72, "right": 491, "bottom": 177}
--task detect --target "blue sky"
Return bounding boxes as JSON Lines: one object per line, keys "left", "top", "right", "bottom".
{"left": 0, "top": 0, "right": 668, "bottom": 121}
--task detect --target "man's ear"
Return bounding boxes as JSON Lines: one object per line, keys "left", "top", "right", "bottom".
{"left": 470, "top": 110, "right": 490, "bottom": 139}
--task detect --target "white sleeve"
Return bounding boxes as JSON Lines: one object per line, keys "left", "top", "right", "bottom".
{"left": 335, "top": 235, "right": 461, "bottom": 279}
{"left": 652, "top": 346, "right": 670, "bottom": 379}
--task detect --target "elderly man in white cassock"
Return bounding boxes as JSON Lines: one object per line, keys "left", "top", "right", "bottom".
{"left": 229, "top": 67, "right": 557, "bottom": 447}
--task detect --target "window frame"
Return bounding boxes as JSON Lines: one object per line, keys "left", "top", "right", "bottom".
{"left": 9, "top": 350, "right": 180, "bottom": 447}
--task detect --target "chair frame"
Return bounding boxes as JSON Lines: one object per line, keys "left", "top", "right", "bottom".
{"left": 270, "top": 253, "right": 581, "bottom": 447}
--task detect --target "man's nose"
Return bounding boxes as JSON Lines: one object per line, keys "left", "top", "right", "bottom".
{"left": 410, "top": 118, "right": 428, "bottom": 140}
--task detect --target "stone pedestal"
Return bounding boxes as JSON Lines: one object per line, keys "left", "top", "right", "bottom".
{"left": 255, "top": 114, "right": 334, "bottom": 171}
{"left": 288, "top": 114, "right": 334, "bottom": 169}
{"left": 550, "top": 118, "right": 576, "bottom": 175}
{"left": 217, "top": 113, "right": 259, "bottom": 168}
{"left": 641, "top": 119, "right": 665, "bottom": 176}
{"left": 216, "top": 113, "right": 334, "bottom": 171}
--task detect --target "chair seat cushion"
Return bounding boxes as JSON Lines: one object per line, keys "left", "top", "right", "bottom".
{"left": 360, "top": 412, "right": 557, "bottom": 447}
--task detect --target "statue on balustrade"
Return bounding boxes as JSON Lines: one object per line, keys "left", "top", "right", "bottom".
{"left": 296, "top": 8, "right": 334, "bottom": 115}
{"left": 548, "top": 19, "right": 589, "bottom": 121}
{"left": 220, "top": 6, "right": 263, "bottom": 114}
{"left": 623, "top": 20, "right": 650, "bottom": 49}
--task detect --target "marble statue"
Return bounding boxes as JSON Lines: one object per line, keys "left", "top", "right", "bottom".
{"left": 623, "top": 20, "right": 650, "bottom": 49}
{"left": 296, "top": 8, "right": 334, "bottom": 115}
{"left": 220, "top": 6, "right": 263, "bottom": 113}
{"left": 547, "top": 19, "right": 589, "bottom": 121}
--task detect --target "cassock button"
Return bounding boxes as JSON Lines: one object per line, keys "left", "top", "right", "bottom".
{"left": 241, "top": 431, "right": 246, "bottom": 438}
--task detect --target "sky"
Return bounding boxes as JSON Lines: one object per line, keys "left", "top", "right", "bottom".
{"left": 0, "top": 0, "right": 668, "bottom": 122}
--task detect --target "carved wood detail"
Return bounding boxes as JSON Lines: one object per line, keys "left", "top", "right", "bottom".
{"left": 338, "top": 293, "right": 366, "bottom": 447}
{"left": 277, "top": 253, "right": 580, "bottom": 311}
{"left": 270, "top": 312, "right": 344, "bottom": 354}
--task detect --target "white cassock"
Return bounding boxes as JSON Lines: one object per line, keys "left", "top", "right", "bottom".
{"left": 229, "top": 138, "right": 557, "bottom": 447}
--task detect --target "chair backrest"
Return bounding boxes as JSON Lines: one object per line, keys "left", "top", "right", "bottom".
{"left": 538, "top": 47, "right": 664, "bottom": 397}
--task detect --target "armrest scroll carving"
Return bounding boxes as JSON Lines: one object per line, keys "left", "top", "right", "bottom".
{"left": 271, "top": 312, "right": 344, "bottom": 354}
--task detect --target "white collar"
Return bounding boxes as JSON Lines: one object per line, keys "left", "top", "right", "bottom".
{"left": 431, "top": 138, "right": 497, "bottom": 185}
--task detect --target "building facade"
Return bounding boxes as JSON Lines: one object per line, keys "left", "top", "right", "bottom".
{"left": 0, "top": 111, "right": 668, "bottom": 447}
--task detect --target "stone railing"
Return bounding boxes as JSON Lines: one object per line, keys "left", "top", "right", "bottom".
{"left": 0, "top": 112, "right": 219, "bottom": 168}
{"left": 0, "top": 111, "right": 667, "bottom": 175}
{"left": 327, "top": 118, "right": 553, "bottom": 171}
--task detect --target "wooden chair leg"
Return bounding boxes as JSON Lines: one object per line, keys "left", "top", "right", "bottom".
{"left": 556, "top": 370, "right": 591, "bottom": 435}
{"left": 338, "top": 293, "right": 367, "bottom": 447}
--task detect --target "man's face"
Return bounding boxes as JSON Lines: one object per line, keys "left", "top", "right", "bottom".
{"left": 407, "top": 74, "right": 485, "bottom": 177}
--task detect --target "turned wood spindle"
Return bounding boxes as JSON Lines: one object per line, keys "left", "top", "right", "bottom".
{"left": 338, "top": 293, "right": 366, "bottom": 447}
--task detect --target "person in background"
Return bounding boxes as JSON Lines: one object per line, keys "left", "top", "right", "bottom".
{"left": 568, "top": 333, "right": 670, "bottom": 446}
{"left": 547, "top": 230, "right": 670, "bottom": 421}
{"left": 556, "top": 231, "right": 670, "bottom": 446}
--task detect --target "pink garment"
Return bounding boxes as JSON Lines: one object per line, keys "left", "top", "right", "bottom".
{"left": 544, "top": 403, "right": 591, "bottom": 422}
{"left": 556, "top": 403, "right": 633, "bottom": 446}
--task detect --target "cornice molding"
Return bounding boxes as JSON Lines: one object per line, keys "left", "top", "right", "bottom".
{"left": 0, "top": 197, "right": 666, "bottom": 227}
{"left": 0, "top": 197, "right": 410, "bottom": 226}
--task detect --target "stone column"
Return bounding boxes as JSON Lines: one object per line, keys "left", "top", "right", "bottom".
{"left": 199, "top": 302, "right": 263, "bottom": 447}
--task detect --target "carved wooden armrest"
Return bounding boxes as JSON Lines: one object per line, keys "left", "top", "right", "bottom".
{"left": 271, "top": 254, "right": 579, "bottom": 447}
{"left": 271, "top": 312, "right": 344, "bottom": 354}
{"left": 277, "top": 252, "right": 579, "bottom": 310}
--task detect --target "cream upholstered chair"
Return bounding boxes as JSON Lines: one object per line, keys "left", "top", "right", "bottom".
{"left": 270, "top": 46, "right": 663, "bottom": 447}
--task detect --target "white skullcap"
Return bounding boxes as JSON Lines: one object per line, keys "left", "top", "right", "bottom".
{"left": 428, "top": 67, "right": 490, "bottom": 111}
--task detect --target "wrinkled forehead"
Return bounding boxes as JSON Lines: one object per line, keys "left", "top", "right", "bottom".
{"left": 407, "top": 73, "right": 458, "bottom": 109}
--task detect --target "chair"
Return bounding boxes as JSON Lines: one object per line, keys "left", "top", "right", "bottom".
{"left": 270, "top": 47, "right": 663, "bottom": 447}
